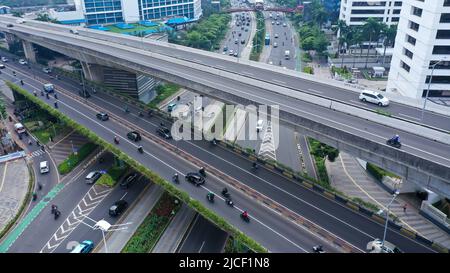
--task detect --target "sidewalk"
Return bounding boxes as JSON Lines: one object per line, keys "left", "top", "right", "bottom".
{"left": 152, "top": 204, "right": 197, "bottom": 253}
{"left": 326, "top": 152, "right": 450, "bottom": 248}
{"left": 95, "top": 184, "right": 164, "bottom": 253}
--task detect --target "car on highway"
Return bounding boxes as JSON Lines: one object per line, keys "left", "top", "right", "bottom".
{"left": 283, "top": 23, "right": 287, "bottom": 27}
{"left": 241, "top": 39, "right": 245, "bottom": 44}
{"left": 0, "top": 64, "right": 5, "bottom": 69}
{"left": 85, "top": 171, "right": 102, "bottom": 184}
{"left": 271, "top": 21, "right": 275, "bottom": 25}
{"left": 238, "top": 32, "right": 242, "bottom": 37}
{"left": 359, "top": 90, "right": 390, "bottom": 106}
{"left": 245, "top": 28, "right": 249, "bottom": 32}
{"left": 274, "top": 33, "right": 278, "bottom": 38}
{"left": 127, "top": 131, "right": 142, "bottom": 142}
{"left": 256, "top": 119, "right": 264, "bottom": 131}
{"left": 109, "top": 200, "right": 128, "bottom": 217}
{"left": 235, "top": 39, "right": 238, "bottom": 44}
{"left": 120, "top": 172, "right": 138, "bottom": 189}
{"left": 42, "top": 67, "right": 52, "bottom": 74}
{"left": 1, "top": 57, "right": 8, "bottom": 62}
{"left": 70, "top": 29, "right": 79, "bottom": 35}
{"left": 366, "top": 239, "right": 403, "bottom": 253}
{"left": 223, "top": 46, "right": 228, "bottom": 52}
{"left": 39, "top": 161, "right": 49, "bottom": 174}
{"left": 19, "top": 59, "right": 27, "bottom": 65}
{"left": 167, "top": 103, "right": 177, "bottom": 112}
{"left": 16, "top": 19, "right": 26, "bottom": 24}
{"left": 6, "top": 24, "right": 13, "bottom": 28}
{"left": 156, "top": 126, "right": 172, "bottom": 139}
{"left": 43, "top": 83, "right": 55, "bottom": 93}
{"left": 228, "top": 49, "right": 234, "bottom": 56}
{"left": 246, "top": 22, "right": 249, "bottom": 26}
{"left": 233, "top": 52, "right": 238, "bottom": 57}
{"left": 273, "top": 42, "right": 278, "bottom": 48}
{"left": 96, "top": 112, "right": 109, "bottom": 121}
{"left": 70, "top": 240, "right": 94, "bottom": 253}
{"left": 276, "top": 21, "right": 280, "bottom": 25}
{"left": 185, "top": 172, "right": 205, "bottom": 186}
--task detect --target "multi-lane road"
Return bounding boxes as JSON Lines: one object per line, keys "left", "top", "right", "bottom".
{"left": 0, "top": 57, "right": 440, "bottom": 253}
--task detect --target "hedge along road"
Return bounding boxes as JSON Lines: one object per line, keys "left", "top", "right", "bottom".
{"left": 1, "top": 62, "right": 437, "bottom": 253}
{"left": 1, "top": 69, "right": 340, "bottom": 252}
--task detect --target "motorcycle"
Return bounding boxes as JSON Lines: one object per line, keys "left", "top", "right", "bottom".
{"left": 41, "top": 91, "right": 44, "bottom": 96}
{"left": 51, "top": 205, "right": 58, "bottom": 214}
{"left": 54, "top": 210, "right": 61, "bottom": 220}
{"left": 114, "top": 137, "right": 119, "bottom": 144}
{"left": 240, "top": 212, "right": 250, "bottom": 222}
{"left": 46, "top": 93, "right": 50, "bottom": 99}
{"left": 206, "top": 192, "right": 215, "bottom": 203}
{"left": 54, "top": 93, "right": 58, "bottom": 100}
{"left": 172, "top": 173, "right": 179, "bottom": 183}
{"left": 211, "top": 139, "right": 217, "bottom": 146}
{"left": 20, "top": 80, "right": 24, "bottom": 85}
{"left": 54, "top": 102, "right": 58, "bottom": 108}
{"left": 138, "top": 111, "right": 144, "bottom": 117}
{"left": 251, "top": 162, "right": 258, "bottom": 170}
{"left": 386, "top": 139, "right": 401, "bottom": 148}
{"left": 222, "top": 188, "right": 230, "bottom": 198}
{"left": 225, "top": 198, "right": 234, "bottom": 207}
{"left": 312, "top": 245, "right": 325, "bottom": 253}
{"left": 137, "top": 146, "right": 144, "bottom": 153}
{"left": 199, "top": 167, "right": 206, "bottom": 177}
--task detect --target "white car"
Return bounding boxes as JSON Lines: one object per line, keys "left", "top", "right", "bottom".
{"left": 274, "top": 33, "right": 278, "bottom": 38}
{"left": 283, "top": 23, "right": 287, "bottom": 27}
{"left": 40, "top": 161, "right": 49, "bottom": 174}
{"left": 359, "top": 90, "right": 390, "bottom": 106}
{"left": 1, "top": 57, "right": 8, "bottom": 62}
{"left": 273, "top": 42, "right": 278, "bottom": 48}
{"left": 19, "top": 59, "right": 27, "bottom": 65}
{"left": 366, "top": 239, "right": 403, "bottom": 253}
{"left": 228, "top": 49, "right": 234, "bottom": 56}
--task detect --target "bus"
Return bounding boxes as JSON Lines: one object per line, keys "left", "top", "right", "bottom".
{"left": 265, "top": 33, "right": 270, "bottom": 45}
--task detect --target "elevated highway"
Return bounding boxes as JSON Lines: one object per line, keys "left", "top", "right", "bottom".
{"left": 0, "top": 18, "right": 449, "bottom": 197}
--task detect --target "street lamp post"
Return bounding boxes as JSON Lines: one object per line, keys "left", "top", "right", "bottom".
{"left": 382, "top": 189, "right": 399, "bottom": 249}
{"left": 422, "top": 58, "right": 446, "bottom": 121}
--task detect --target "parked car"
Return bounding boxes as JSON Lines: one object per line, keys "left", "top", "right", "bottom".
{"left": 359, "top": 90, "right": 390, "bottom": 106}
{"left": 120, "top": 173, "right": 138, "bottom": 189}
{"left": 223, "top": 46, "right": 228, "bottom": 52}
{"left": 85, "top": 171, "right": 101, "bottom": 184}
{"left": 273, "top": 42, "right": 278, "bottom": 48}
{"left": 70, "top": 240, "right": 94, "bottom": 253}
{"left": 96, "top": 112, "right": 109, "bottom": 121}
{"left": 109, "top": 200, "right": 128, "bottom": 217}
{"left": 157, "top": 126, "right": 172, "bottom": 139}
{"left": 233, "top": 52, "right": 238, "bottom": 57}
{"left": 228, "top": 49, "right": 234, "bottom": 56}
{"left": 185, "top": 172, "right": 205, "bottom": 186}
{"left": 127, "top": 131, "right": 141, "bottom": 141}
{"left": 274, "top": 33, "right": 279, "bottom": 38}
{"left": 167, "top": 103, "right": 177, "bottom": 112}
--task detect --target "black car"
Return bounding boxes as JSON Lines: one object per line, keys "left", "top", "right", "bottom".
{"left": 120, "top": 172, "right": 138, "bottom": 189}
{"left": 127, "top": 131, "right": 141, "bottom": 141}
{"left": 157, "top": 126, "right": 172, "bottom": 139}
{"left": 6, "top": 24, "right": 13, "bottom": 27}
{"left": 185, "top": 172, "right": 205, "bottom": 186}
{"left": 96, "top": 112, "right": 109, "bottom": 121}
{"left": 109, "top": 200, "right": 128, "bottom": 217}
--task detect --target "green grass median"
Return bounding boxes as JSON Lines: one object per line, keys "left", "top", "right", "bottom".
{"left": 57, "top": 142, "right": 98, "bottom": 175}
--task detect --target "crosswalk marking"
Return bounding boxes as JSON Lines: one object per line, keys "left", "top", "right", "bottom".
{"left": 28, "top": 149, "right": 45, "bottom": 158}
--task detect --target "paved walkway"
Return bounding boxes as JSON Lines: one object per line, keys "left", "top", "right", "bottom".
{"left": 0, "top": 159, "right": 29, "bottom": 234}
{"left": 95, "top": 184, "right": 164, "bottom": 253}
{"left": 48, "top": 131, "right": 89, "bottom": 165}
{"left": 326, "top": 152, "right": 450, "bottom": 248}
{"left": 152, "top": 204, "right": 197, "bottom": 253}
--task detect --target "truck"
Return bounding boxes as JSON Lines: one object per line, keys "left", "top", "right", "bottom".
{"left": 284, "top": 50, "right": 290, "bottom": 60}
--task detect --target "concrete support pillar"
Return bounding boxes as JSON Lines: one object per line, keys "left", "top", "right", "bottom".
{"left": 4, "top": 33, "right": 16, "bottom": 51}
{"left": 22, "top": 40, "right": 36, "bottom": 63}
{"left": 80, "top": 61, "right": 103, "bottom": 82}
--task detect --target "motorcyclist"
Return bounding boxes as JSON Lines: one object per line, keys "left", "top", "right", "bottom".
{"left": 124, "top": 106, "right": 129, "bottom": 113}
{"left": 20, "top": 79, "right": 24, "bottom": 85}
{"left": 138, "top": 111, "right": 143, "bottom": 117}
{"left": 173, "top": 173, "right": 179, "bottom": 182}
{"left": 242, "top": 210, "right": 249, "bottom": 218}
{"left": 207, "top": 192, "right": 215, "bottom": 201}
{"left": 252, "top": 162, "right": 258, "bottom": 169}
{"left": 199, "top": 166, "right": 205, "bottom": 175}
{"left": 12, "top": 71, "right": 16, "bottom": 76}
{"left": 33, "top": 90, "right": 37, "bottom": 96}
{"left": 391, "top": 134, "right": 400, "bottom": 144}
{"left": 54, "top": 93, "right": 58, "bottom": 99}
{"left": 225, "top": 197, "right": 233, "bottom": 206}
{"left": 114, "top": 136, "right": 119, "bottom": 144}
{"left": 137, "top": 145, "right": 143, "bottom": 153}
{"left": 211, "top": 138, "right": 217, "bottom": 145}
{"left": 51, "top": 204, "right": 57, "bottom": 214}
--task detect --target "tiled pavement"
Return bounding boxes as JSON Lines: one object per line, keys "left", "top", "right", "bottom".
{"left": 327, "top": 152, "right": 450, "bottom": 248}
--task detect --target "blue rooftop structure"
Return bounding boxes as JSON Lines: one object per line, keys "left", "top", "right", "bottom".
{"left": 88, "top": 25, "right": 110, "bottom": 31}
{"left": 58, "top": 19, "right": 87, "bottom": 25}
{"left": 138, "top": 20, "right": 158, "bottom": 27}
{"left": 165, "top": 17, "right": 192, "bottom": 26}
{"left": 115, "top": 22, "right": 134, "bottom": 29}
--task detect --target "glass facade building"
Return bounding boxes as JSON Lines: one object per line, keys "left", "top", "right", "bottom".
{"left": 81, "top": 0, "right": 201, "bottom": 25}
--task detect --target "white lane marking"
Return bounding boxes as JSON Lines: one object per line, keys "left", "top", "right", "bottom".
{"left": 307, "top": 88, "right": 324, "bottom": 94}
{"left": 11, "top": 71, "right": 311, "bottom": 252}
{"left": 193, "top": 59, "right": 203, "bottom": 63}
{"left": 272, "top": 79, "right": 286, "bottom": 85}
{"left": 198, "top": 241, "right": 205, "bottom": 253}
{"left": 120, "top": 192, "right": 128, "bottom": 200}
{"left": 398, "top": 113, "right": 421, "bottom": 121}
{"left": 349, "top": 100, "right": 366, "bottom": 106}
{"left": 242, "top": 71, "right": 254, "bottom": 76}
{"left": 216, "top": 65, "right": 226, "bottom": 69}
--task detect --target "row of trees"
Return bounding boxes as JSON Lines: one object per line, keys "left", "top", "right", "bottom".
{"left": 336, "top": 18, "right": 398, "bottom": 68}
{"left": 169, "top": 14, "right": 231, "bottom": 51}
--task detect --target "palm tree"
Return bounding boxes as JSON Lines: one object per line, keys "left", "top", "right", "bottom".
{"left": 350, "top": 27, "right": 363, "bottom": 68}
{"left": 382, "top": 25, "right": 398, "bottom": 64}
{"left": 336, "top": 20, "right": 349, "bottom": 67}
{"left": 363, "top": 18, "right": 382, "bottom": 69}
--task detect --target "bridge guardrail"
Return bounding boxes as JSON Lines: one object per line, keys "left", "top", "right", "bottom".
{"left": 51, "top": 66, "right": 450, "bottom": 253}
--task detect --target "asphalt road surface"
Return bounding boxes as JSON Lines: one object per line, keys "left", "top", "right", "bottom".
{"left": 0, "top": 60, "right": 439, "bottom": 253}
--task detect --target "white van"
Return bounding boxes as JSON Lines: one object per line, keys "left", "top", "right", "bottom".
{"left": 359, "top": 90, "right": 390, "bottom": 106}
{"left": 40, "top": 161, "right": 49, "bottom": 174}
{"left": 14, "top": 123, "right": 26, "bottom": 134}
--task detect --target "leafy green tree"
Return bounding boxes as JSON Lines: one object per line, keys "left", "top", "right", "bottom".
{"left": 382, "top": 24, "right": 397, "bottom": 64}
{"left": 36, "top": 13, "right": 58, "bottom": 23}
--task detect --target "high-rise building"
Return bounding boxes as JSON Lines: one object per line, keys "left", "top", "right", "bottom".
{"left": 339, "top": 0, "right": 403, "bottom": 26}
{"left": 387, "top": 0, "right": 450, "bottom": 98}
{"left": 80, "top": 0, "right": 202, "bottom": 25}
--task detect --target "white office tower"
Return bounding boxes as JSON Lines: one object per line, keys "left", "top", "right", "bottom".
{"left": 387, "top": 0, "right": 450, "bottom": 99}
{"left": 339, "top": 0, "right": 403, "bottom": 26}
